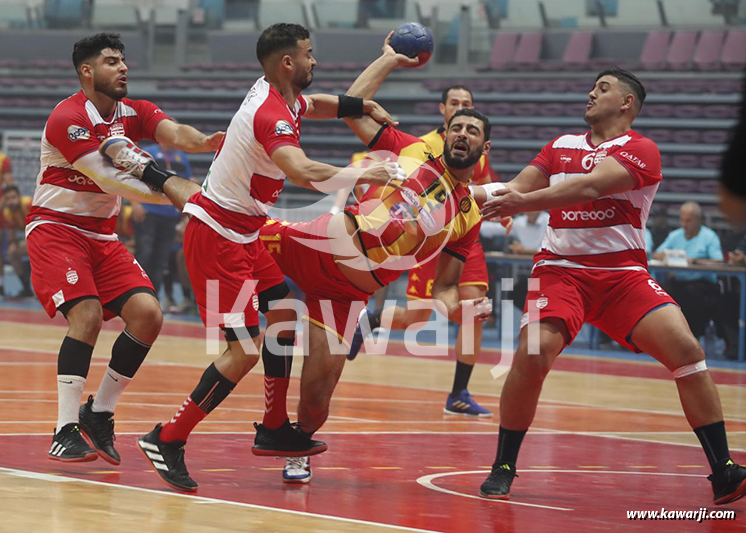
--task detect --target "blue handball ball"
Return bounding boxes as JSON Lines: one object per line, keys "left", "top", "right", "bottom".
{"left": 389, "top": 22, "right": 434, "bottom": 68}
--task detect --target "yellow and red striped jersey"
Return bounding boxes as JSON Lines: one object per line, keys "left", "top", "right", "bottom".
{"left": 345, "top": 126, "right": 481, "bottom": 286}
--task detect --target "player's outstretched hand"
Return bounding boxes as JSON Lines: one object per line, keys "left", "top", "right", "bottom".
{"left": 382, "top": 31, "right": 420, "bottom": 68}
{"left": 359, "top": 159, "right": 407, "bottom": 188}
{"left": 364, "top": 99, "right": 399, "bottom": 127}
{"left": 202, "top": 131, "right": 225, "bottom": 151}
{"left": 480, "top": 188, "right": 527, "bottom": 220}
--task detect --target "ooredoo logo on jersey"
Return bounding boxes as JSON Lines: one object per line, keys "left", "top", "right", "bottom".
{"left": 274, "top": 120, "right": 294, "bottom": 136}
{"left": 561, "top": 207, "right": 616, "bottom": 221}
{"left": 67, "top": 125, "right": 90, "bottom": 142}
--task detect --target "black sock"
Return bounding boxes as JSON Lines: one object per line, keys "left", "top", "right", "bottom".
{"left": 451, "top": 361, "right": 474, "bottom": 396}
{"left": 694, "top": 421, "right": 731, "bottom": 473}
{"left": 191, "top": 363, "right": 236, "bottom": 414}
{"left": 262, "top": 335, "right": 294, "bottom": 378}
{"left": 20, "top": 271, "right": 31, "bottom": 292}
{"left": 369, "top": 310, "right": 382, "bottom": 331}
{"left": 494, "top": 426, "right": 527, "bottom": 468}
{"left": 109, "top": 330, "right": 151, "bottom": 378}
{"left": 58, "top": 336, "right": 94, "bottom": 377}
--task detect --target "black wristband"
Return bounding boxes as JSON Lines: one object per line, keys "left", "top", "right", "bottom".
{"left": 141, "top": 162, "right": 174, "bottom": 192}
{"left": 337, "top": 94, "right": 364, "bottom": 118}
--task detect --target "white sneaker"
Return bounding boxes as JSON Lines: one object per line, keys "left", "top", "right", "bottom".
{"left": 282, "top": 456, "right": 312, "bottom": 484}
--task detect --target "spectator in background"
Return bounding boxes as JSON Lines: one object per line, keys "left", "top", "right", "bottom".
{"left": 507, "top": 211, "right": 549, "bottom": 256}
{"left": 653, "top": 201, "right": 724, "bottom": 341}
{"left": 131, "top": 143, "right": 192, "bottom": 308}
{"left": 1, "top": 185, "right": 32, "bottom": 298}
{"left": 648, "top": 205, "right": 670, "bottom": 250}
{"left": 0, "top": 149, "right": 13, "bottom": 188}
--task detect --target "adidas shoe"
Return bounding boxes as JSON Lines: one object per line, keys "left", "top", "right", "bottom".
{"left": 283, "top": 456, "right": 312, "bottom": 484}
{"left": 709, "top": 460, "right": 746, "bottom": 505}
{"left": 79, "top": 395, "right": 120, "bottom": 465}
{"left": 137, "top": 423, "right": 197, "bottom": 492}
{"left": 252, "top": 419, "right": 327, "bottom": 457}
{"left": 347, "top": 308, "right": 380, "bottom": 361}
{"left": 48, "top": 423, "right": 98, "bottom": 462}
{"left": 444, "top": 389, "right": 493, "bottom": 417}
{"left": 479, "top": 463, "right": 518, "bottom": 500}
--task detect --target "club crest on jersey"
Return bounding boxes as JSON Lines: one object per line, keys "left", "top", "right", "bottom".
{"left": 536, "top": 296, "right": 548, "bottom": 309}
{"left": 582, "top": 149, "right": 607, "bottom": 170}
{"left": 459, "top": 197, "right": 472, "bottom": 213}
{"left": 252, "top": 294, "right": 259, "bottom": 311}
{"left": 400, "top": 187, "right": 421, "bottom": 208}
{"left": 109, "top": 123, "right": 125, "bottom": 137}
{"left": 67, "top": 125, "right": 90, "bottom": 142}
{"left": 274, "top": 120, "right": 294, "bottom": 136}
{"left": 66, "top": 269, "right": 79, "bottom": 285}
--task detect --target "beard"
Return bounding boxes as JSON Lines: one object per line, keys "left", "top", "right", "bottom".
{"left": 295, "top": 69, "right": 313, "bottom": 91}
{"left": 94, "top": 77, "right": 127, "bottom": 101}
{"left": 444, "top": 143, "right": 482, "bottom": 169}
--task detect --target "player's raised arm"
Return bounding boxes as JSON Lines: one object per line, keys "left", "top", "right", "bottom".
{"left": 302, "top": 93, "right": 398, "bottom": 127}
{"left": 344, "top": 32, "right": 419, "bottom": 146}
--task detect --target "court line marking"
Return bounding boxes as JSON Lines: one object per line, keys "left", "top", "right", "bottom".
{"left": 417, "top": 468, "right": 707, "bottom": 512}
{"left": 416, "top": 471, "right": 573, "bottom": 512}
{"left": 0, "top": 466, "right": 445, "bottom": 533}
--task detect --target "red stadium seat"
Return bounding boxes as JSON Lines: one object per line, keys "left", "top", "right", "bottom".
{"left": 692, "top": 30, "right": 725, "bottom": 71}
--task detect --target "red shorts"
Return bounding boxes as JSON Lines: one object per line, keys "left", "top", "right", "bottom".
{"left": 27, "top": 223, "right": 154, "bottom": 320}
{"left": 521, "top": 265, "right": 678, "bottom": 352}
{"left": 184, "top": 218, "right": 285, "bottom": 329}
{"left": 260, "top": 215, "right": 373, "bottom": 346}
{"left": 406, "top": 239, "right": 488, "bottom": 299}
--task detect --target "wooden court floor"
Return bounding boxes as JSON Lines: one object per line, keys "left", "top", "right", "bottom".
{"left": 1, "top": 306, "right": 745, "bottom": 532}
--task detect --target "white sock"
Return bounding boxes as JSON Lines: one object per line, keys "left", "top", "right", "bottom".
{"left": 57, "top": 374, "right": 86, "bottom": 434}
{"left": 92, "top": 368, "right": 132, "bottom": 414}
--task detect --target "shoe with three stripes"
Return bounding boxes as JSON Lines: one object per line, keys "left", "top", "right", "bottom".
{"left": 137, "top": 423, "right": 198, "bottom": 492}
{"left": 444, "top": 389, "right": 493, "bottom": 417}
{"left": 479, "top": 463, "right": 518, "bottom": 500}
{"left": 48, "top": 423, "right": 98, "bottom": 462}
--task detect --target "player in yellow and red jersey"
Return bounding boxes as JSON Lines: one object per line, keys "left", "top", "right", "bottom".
{"left": 346, "top": 84, "right": 501, "bottom": 418}
{"left": 122, "top": 34, "right": 501, "bottom": 484}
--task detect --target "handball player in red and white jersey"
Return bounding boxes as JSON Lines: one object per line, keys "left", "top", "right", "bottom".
{"left": 27, "top": 33, "right": 224, "bottom": 465}
{"left": 134, "top": 23, "right": 405, "bottom": 492}
{"left": 477, "top": 68, "right": 746, "bottom": 505}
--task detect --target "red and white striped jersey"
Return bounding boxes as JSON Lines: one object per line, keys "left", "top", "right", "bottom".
{"left": 530, "top": 130, "right": 662, "bottom": 271}
{"left": 26, "top": 90, "right": 169, "bottom": 240}
{"left": 184, "top": 77, "right": 307, "bottom": 244}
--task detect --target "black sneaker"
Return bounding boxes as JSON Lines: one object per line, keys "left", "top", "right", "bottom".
{"left": 479, "top": 463, "right": 518, "bottom": 500}
{"left": 252, "top": 419, "right": 328, "bottom": 457}
{"left": 79, "top": 395, "right": 120, "bottom": 465}
{"left": 709, "top": 460, "right": 746, "bottom": 505}
{"left": 137, "top": 423, "right": 198, "bottom": 492}
{"left": 48, "top": 423, "right": 98, "bottom": 462}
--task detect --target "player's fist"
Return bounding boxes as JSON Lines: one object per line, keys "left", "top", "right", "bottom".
{"left": 359, "top": 159, "right": 407, "bottom": 188}
{"left": 99, "top": 136, "right": 153, "bottom": 179}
